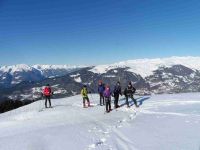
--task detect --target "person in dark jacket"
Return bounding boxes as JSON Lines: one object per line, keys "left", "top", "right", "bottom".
{"left": 124, "top": 82, "right": 139, "bottom": 108}
{"left": 113, "top": 81, "right": 122, "bottom": 109}
{"left": 98, "top": 81, "right": 105, "bottom": 106}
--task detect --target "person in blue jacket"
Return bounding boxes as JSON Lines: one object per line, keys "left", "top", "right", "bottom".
{"left": 98, "top": 80, "right": 105, "bottom": 106}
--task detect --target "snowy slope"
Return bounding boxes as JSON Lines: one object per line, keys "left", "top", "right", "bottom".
{"left": 0, "top": 93, "right": 200, "bottom": 150}
{"left": 90, "top": 56, "right": 200, "bottom": 77}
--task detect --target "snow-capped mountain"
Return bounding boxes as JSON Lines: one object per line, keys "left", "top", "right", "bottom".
{"left": 2, "top": 56, "right": 200, "bottom": 102}
{"left": 65, "top": 56, "right": 200, "bottom": 95}
{"left": 0, "top": 64, "right": 84, "bottom": 88}
{"left": 0, "top": 64, "right": 44, "bottom": 88}
{"left": 90, "top": 56, "right": 200, "bottom": 77}
{"left": 32, "top": 64, "right": 83, "bottom": 78}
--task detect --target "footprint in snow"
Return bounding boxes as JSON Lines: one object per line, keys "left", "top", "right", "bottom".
{"left": 103, "top": 131, "right": 109, "bottom": 134}
{"left": 88, "top": 144, "right": 96, "bottom": 149}
{"left": 88, "top": 138, "right": 107, "bottom": 149}
{"left": 117, "top": 120, "right": 122, "bottom": 123}
{"left": 116, "top": 125, "right": 123, "bottom": 128}
{"left": 129, "top": 114, "right": 136, "bottom": 120}
{"left": 98, "top": 129, "right": 103, "bottom": 133}
{"left": 93, "top": 127, "right": 97, "bottom": 129}
{"left": 122, "top": 119, "right": 127, "bottom": 122}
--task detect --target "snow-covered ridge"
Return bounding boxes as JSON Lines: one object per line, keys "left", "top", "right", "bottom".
{"left": 1, "top": 56, "right": 200, "bottom": 87}
{"left": 0, "top": 64, "right": 84, "bottom": 75}
{"left": 32, "top": 64, "right": 83, "bottom": 70}
{"left": 32, "top": 64, "right": 85, "bottom": 78}
{"left": 90, "top": 56, "right": 200, "bottom": 77}
{"left": 2, "top": 56, "right": 200, "bottom": 78}
{"left": 0, "top": 64, "right": 84, "bottom": 73}
{"left": 0, "top": 64, "right": 85, "bottom": 87}
{"left": 0, "top": 64, "right": 35, "bottom": 75}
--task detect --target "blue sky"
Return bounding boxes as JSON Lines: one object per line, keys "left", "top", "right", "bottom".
{"left": 1, "top": 0, "right": 200, "bottom": 65}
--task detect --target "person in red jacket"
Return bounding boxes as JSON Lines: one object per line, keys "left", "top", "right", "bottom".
{"left": 43, "top": 84, "right": 52, "bottom": 108}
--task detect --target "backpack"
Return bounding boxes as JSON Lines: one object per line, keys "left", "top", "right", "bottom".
{"left": 104, "top": 89, "right": 111, "bottom": 98}
{"left": 114, "top": 85, "right": 121, "bottom": 94}
{"left": 98, "top": 85, "right": 105, "bottom": 93}
{"left": 43, "top": 87, "right": 51, "bottom": 96}
{"left": 81, "top": 88, "right": 88, "bottom": 97}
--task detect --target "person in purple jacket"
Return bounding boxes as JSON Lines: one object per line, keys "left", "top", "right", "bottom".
{"left": 103, "top": 85, "right": 112, "bottom": 113}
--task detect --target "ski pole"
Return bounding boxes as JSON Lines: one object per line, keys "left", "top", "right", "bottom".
{"left": 90, "top": 93, "right": 94, "bottom": 104}
{"left": 104, "top": 104, "right": 106, "bottom": 114}
{"left": 104, "top": 97, "right": 106, "bottom": 114}
{"left": 89, "top": 94, "right": 92, "bottom": 105}
{"left": 90, "top": 93, "right": 93, "bottom": 100}
{"left": 40, "top": 93, "right": 44, "bottom": 111}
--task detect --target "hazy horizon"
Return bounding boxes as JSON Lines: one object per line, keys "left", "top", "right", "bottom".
{"left": 1, "top": 55, "right": 200, "bottom": 66}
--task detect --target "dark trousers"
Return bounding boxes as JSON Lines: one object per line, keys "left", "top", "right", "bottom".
{"left": 83, "top": 97, "right": 90, "bottom": 106}
{"left": 105, "top": 97, "right": 111, "bottom": 112}
{"left": 45, "top": 96, "right": 51, "bottom": 108}
{"left": 125, "top": 95, "right": 137, "bottom": 107}
{"left": 99, "top": 93, "right": 105, "bottom": 105}
{"left": 114, "top": 94, "right": 119, "bottom": 108}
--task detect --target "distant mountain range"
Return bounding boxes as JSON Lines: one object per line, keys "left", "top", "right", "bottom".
{"left": 1, "top": 56, "right": 200, "bottom": 103}
{"left": 0, "top": 64, "right": 84, "bottom": 88}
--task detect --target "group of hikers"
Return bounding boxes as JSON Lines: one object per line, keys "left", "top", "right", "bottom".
{"left": 81, "top": 80, "right": 139, "bottom": 113}
{"left": 42, "top": 81, "right": 139, "bottom": 113}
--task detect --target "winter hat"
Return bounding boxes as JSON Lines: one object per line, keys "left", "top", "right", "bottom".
{"left": 128, "top": 82, "right": 132, "bottom": 87}
{"left": 106, "top": 85, "right": 110, "bottom": 89}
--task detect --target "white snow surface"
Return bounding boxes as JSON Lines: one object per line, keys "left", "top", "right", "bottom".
{"left": 90, "top": 56, "right": 200, "bottom": 77}
{"left": 70, "top": 74, "right": 82, "bottom": 83}
{"left": 74, "top": 76, "right": 82, "bottom": 83}
{"left": 0, "top": 93, "right": 200, "bottom": 150}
